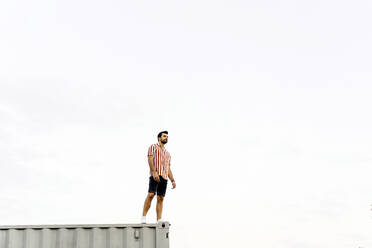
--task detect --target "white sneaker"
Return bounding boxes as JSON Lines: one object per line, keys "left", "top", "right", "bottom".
{"left": 157, "top": 219, "right": 165, "bottom": 223}
{"left": 141, "top": 216, "right": 146, "bottom": 224}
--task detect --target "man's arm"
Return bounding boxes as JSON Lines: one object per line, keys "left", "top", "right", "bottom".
{"left": 148, "top": 155, "right": 160, "bottom": 182}
{"left": 168, "top": 167, "right": 176, "bottom": 189}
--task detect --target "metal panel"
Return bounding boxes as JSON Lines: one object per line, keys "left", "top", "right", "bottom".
{"left": 0, "top": 223, "right": 170, "bottom": 248}
{"left": 0, "top": 230, "right": 7, "bottom": 248}
{"left": 41, "top": 228, "right": 58, "bottom": 248}
{"left": 9, "top": 229, "right": 24, "bottom": 248}
{"left": 156, "top": 223, "right": 170, "bottom": 248}
{"left": 140, "top": 227, "right": 155, "bottom": 248}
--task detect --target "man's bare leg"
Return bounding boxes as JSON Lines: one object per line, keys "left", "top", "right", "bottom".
{"left": 156, "top": 195, "right": 164, "bottom": 221}
{"left": 142, "top": 193, "right": 155, "bottom": 217}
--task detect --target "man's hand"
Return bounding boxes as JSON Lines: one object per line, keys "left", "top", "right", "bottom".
{"left": 171, "top": 181, "right": 176, "bottom": 189}
{"left": 153, "top": 171, "right": 160, "bottom": 182}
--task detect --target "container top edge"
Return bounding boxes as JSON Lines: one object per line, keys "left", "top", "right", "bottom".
{"left": 0, "top": 223, "right": 169, "bottom": 230}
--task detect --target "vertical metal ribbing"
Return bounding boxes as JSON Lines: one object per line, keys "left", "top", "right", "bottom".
{"left": 24, "top": 229, "right": 40, "bottom": 248}
{"left": 123, "top": 228, "right": 127, "bottom": 248}
{"left": 137, "top": 228, "right": 142, "bottom": 248}
{"left": 91, "top": 227, "right": 106, "bottom": 248}
{"left": 0, "top": 230, "right": 7, "bottom": 248}
{"left": 56, "top": 229, "right": 60, "bottom": 248}
{"left": 111, "top": 228, "right": 122, "bottom": 248}
{"left": 7, "top": 229, "right": 23, "bottom": 248}
{"left": 21, "top": 229, "right": 26, "bottom": 248}
{"left": 109, "top": 227, "right": 125, "bottom": 248}
{"left": 5, "top": 230, "right": 10, "bottom": 248}
{"left": 40, "top": 229, "right": 47, "bottom": 248}
{"left": 88, "top": 229, "right": 93, "bottom": 248}
{"left": 41, "top": 229, "right": 57, "bottom": 248}
{"left": 141, "top": 227, "right": 155, "bottom": 248}
{"left": 39, "top": 229, "right": 43, "bottom": 248}
{"left": 72, "top": 229, "right": 78, "bottom": 248}
{"left": 105, "top": 229, "right": 110, "bottom": 248}
{"left": 75, "top": 228, "right": 91, "bottom": 248}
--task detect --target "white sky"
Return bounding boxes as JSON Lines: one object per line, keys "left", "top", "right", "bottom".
{"left": 1, "top": 0, "right": 372, "bottom": 247}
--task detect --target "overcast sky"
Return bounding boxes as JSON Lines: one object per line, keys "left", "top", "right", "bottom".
{"left": 1, "top": 0, "right": 372, "bottom": 248}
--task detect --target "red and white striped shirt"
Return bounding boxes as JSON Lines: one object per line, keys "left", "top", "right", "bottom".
{"left": 148, "top": 143, "right": 171, "bottom": 180}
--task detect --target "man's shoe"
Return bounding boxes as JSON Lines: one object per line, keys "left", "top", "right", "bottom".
{"left": 157, "top": 219, "right": 165, "bottom": 223}
{"left": 141, "top": 216, "right": 146, "bottom": 224}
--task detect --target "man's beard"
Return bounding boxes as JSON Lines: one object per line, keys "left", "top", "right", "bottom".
{"left": 161, "top": 140, "right": 168, "bottom": 144}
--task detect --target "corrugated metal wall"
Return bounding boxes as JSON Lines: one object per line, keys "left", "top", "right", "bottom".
{"left": 0, "top": 223, "right": 169, "bottom": 248}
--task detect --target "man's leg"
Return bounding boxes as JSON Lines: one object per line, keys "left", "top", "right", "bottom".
{"left": 156, "top": 195, "right": 164, "bottom": 221}
{"left": 142, "top": 193, "right": 155, "bottom": 217}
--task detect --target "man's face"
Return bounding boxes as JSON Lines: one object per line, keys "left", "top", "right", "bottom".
{"left": 159, "top": 133, "right": 168, "bottom": 144}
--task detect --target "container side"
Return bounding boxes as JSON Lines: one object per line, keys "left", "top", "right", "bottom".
{"left": 0, "top": 224, "right": 169, "bottom": 248}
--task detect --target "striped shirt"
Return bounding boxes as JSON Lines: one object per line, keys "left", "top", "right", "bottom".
{"left": 148, "top": 143, "right": 171, "bottom": 180}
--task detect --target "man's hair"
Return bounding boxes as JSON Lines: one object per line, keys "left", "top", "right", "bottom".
{"left": 157, "top": 131, "right": 168, "bottom": 139}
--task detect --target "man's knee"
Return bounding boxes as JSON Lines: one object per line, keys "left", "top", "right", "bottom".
{"left": 147, "top": 193, "right": 155, "bottom": 200}
{"left": 157, "top": 195, "right": 164, "bottom": 202}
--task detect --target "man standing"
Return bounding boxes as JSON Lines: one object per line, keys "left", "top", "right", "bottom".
{"left": 141, "top": 131, "right": 176, "bottom": 223}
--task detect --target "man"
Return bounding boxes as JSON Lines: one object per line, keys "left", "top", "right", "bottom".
{"left": 141, "top": 131, "right": 176, "bottom": 224}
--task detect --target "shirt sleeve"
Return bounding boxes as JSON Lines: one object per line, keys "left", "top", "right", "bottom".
{"left": 148, "top": 145, "right": 155, "bottom": 156}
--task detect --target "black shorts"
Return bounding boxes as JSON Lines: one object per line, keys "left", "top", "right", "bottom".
{"left": 148, "top": 176, "right": 168, "bottom": 196}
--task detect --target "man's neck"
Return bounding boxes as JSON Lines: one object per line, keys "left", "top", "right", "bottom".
{"left": 159, "top": 142, "right": 165, "bottom": 148}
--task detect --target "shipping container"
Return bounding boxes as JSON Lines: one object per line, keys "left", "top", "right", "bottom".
{"left": 0, "top": 222, "right": 170, "bottom": 248}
